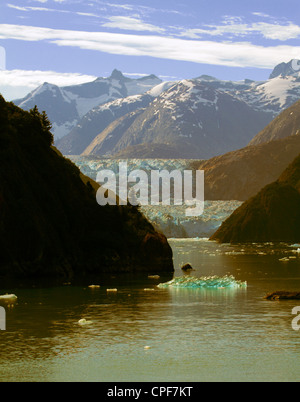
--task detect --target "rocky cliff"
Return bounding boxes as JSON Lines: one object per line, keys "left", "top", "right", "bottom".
{"left": 0, "top": 95, "right": 173, "bottom": 283}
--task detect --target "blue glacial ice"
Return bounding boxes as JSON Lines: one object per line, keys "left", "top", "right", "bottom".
{"left": 158, "top": 275, "right": 247, "bottom": 289}
{"left": 69, "top": 157, "right": 242, "bottom": 238}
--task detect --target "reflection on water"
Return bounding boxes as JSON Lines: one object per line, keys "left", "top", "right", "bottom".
{"left": 1, "top": 239, "right": 300, "bottom": 382}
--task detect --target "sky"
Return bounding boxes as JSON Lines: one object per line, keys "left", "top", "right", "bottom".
{"left": 0, "top": 0, "right": 300, "bottom": 100}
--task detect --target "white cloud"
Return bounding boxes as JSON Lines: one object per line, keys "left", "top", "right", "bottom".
{"left": 1, "top": 23, "right": 300, "bottom": 70}
{"left": 0, "top": 69, "right": 97, "bottom": 100}
{"left": 76, "top": 12, "right": 99, "bottom": 17}
{"left": 7, "top": 3, "right": 72, "bottom": 13}
{"left": 102, "top": 16, "right": 165, "bottom": 33}
{"left": 252, "top": 12, "right": 272, "bottom": 18}
{"left": 7, "top": 4, "right": 28, "bottom": 11}
{"left": 179, "top": 21, "right": 300, "bottom": 41}
{"left": 253, "top": 22, "right": 300, "bottom": 40}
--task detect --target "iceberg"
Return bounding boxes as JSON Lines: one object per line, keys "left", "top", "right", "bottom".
{"left": 158, "top": 275, "right": 247, "bottom": 289}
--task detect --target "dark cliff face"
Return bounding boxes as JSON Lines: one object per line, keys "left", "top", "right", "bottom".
{"left": 0, "top": 95, "right": 173, "bottom": 282}
{"left": 210, "top": 154, "right": 300, "bottom": 243}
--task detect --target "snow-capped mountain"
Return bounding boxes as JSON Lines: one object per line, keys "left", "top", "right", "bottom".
{"left": 81, "top": 79, "right": 272, "bottom": 159}
{"left": 65, "top": 60, "right": 300, "bottom": 159}
{"left": 14, "top": 60, "right": 300, "bottom": 159}
{"left": 56, "top": 81, "right": 174, "bottom": 155}
{"left": 197, "top": 60, "right": 300, "bottom": 116}
{"left": 14, "top": 69, "right": 162, "bottom": 139}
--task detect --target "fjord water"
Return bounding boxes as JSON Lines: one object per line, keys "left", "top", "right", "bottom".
{"left": 1, "top": 239, "right": 300, "bottom": 382}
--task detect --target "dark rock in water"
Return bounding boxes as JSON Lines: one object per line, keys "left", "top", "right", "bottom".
{"left": 264, "top": 291, "right": 300, "bottom": 300}
{"left": 0, "top": 95, "right": 174, "bottom": 283}
{"left": 181, "top": 263, "right": 193, "bottom": 271}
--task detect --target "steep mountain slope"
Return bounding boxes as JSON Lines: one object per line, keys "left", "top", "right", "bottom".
{"left": 210, "top": 154, "right": 300, "bottom": 243}
{"left": 197, "top": 134, "right": 300, "bottom": 200}
{"left": 82, "top": 80, "right": 272, "bottom": 159}
{"left": 0, "top": 96, "right": 173, "bottom": 283}
{"left": 200, "top": 60, "right": 300, "bottom": 117}
{"left": 14, "top": 70, "right": 162, "bottom": 140}
{"left": 249, "top": 99, "right": 300, "bottom": 146}
{"left": 57, "top": 81, "right": 174, "bottom": 155}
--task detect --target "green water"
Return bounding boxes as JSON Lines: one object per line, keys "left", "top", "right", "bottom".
{"left": 1, "top": 239, "right": 300, "bottom": 382}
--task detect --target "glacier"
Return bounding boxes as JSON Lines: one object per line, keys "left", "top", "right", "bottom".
{"left": 69, "top": 157, "right": 242, "bottom": 238}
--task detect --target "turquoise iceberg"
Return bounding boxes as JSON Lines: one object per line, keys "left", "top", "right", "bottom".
{"left": 158, "top": 275, "right": 247, "bottom": 289}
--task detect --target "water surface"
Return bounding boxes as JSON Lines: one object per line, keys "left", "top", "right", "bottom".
{"left": 1, "top": 239, "right": 300, "bottom": 382}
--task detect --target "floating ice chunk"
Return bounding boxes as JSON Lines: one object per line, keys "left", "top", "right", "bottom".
{"left": 279, "top": 257, "right": 290, "bottom": 262}
{"left": 0, "top": 294, "right": 17, "bottom": 302}
{"left": 106, "top": 288, "right": 118, "bottom": 292}
{"left": 158, "top": 275, "right": 247, "bottom": 289}
{"left": 88, "top": 285, "right": 100, "bottom": 289}
{"left": 78, "top": 318, "right": 93, "bottom": 325}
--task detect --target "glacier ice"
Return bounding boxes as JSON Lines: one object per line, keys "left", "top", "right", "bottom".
{"left": 158, "top": 275, "right": 247, "bottom": 289}
{"left": 69, "top": 157, "right": 242, "bottom": 238}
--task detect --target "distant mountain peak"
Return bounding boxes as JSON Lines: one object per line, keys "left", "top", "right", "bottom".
{"left": 269, "top": 59, "right": 300, "bottom": 79}
{"left": 138, "top": 74, "right": 159, "bottom": 81}
{"left": 109, "top": 69, "right": 126, "bottom": 80}
{"left": 197, "top": 75, "right": 218, "bottom": 81}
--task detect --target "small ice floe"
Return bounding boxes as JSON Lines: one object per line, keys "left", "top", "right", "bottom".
{"left": 78, "top": 318, "right": 93, "bottom": 325}
{"left": 88, "top": 285, "right": 100, "bottom": 289}
{"left": 144, "top": 288, "right": 155, "bottom": 292}
{"left": 148, "top": 275, "right": 160, "bottom": 279}
{"left": 0, "top": 294, "right": 18, "bottom": 303}
{"left": 279, "top": 257, "right": 290, "bottom": 262}
{"left": 106, "top": 288, "right": 118, "bottom": 292}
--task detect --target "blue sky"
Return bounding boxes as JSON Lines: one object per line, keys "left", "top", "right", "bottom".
{"left": 1, "top": 0, "right": 300, "bottom": 99}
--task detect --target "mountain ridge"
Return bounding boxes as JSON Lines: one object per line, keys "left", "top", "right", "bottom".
{"left": 14, "top": 70, "right": 162, "bottom": 140}
{"left": 80, "top": 79, "right": 272, "bottom": 159}
{"left": 0, "top": 95, "right": 173, "bottom": 283}
{"left": 13, "top": 60, "right": 300, "bottom": 159}
{"left": 210, "top": 153, "right": 300, "bottom": 243}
